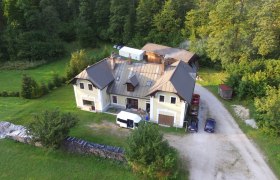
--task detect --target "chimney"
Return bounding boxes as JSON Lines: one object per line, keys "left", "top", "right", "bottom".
{"left": 160, "top": 59, "right": 165, "bottom": 75}
{"left": 111, "top": 57, "right": 116, "bottom": 70}
{"left": 127, "top": 54, "right": 132, "bottom": 65}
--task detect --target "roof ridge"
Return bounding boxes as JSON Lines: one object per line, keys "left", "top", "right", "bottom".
{"left": 86, "top": 57, "right": 108, "bottom": 70}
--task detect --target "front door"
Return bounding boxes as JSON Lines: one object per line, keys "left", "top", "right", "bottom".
{"left": 146, "top": 103, "right": 150, "bottom": 113}
{"left": 127, "top": 98, "right": 138, "bottom": 109}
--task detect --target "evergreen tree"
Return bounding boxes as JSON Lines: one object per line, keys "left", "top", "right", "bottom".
{"left": 21, "top": 74, "right": 39, "bottom": 99}
{"left": 77, "top": 0, "right": 96, "bottom": 47}
{"left": 108, "top": 0, "right": 130, "bottom": 43}
{"left": 149, "top": 0, "right": 182, "bottom": 46}
{"left": 95, "top": 0, "right": 111, "bottom": 41}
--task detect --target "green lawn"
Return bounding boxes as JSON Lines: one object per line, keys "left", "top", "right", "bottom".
{"left": 197, "top": 67, "right": 280, "bottom": 178}
{"left": 0, "top": 139, "right": 139, "bottom": 180}
{"left": 0, "top": 43, "right": 115, "bottom": 92}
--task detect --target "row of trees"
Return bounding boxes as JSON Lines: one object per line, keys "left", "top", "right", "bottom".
{"left": 185, "top": 0, "right": 280, "bottom": 136}
{"left": 0, "top": 0, "right": 194, "bottom": 63}
{"left": 185, "top": 0, "right": 280, "bottom": 67}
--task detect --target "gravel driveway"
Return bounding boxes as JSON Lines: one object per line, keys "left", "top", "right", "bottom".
{"left": 165, "top": 84, "right": 277, "bottom": 180}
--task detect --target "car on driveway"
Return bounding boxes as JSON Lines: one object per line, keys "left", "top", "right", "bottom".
{"left": 204, "top": 118, "right": 216, "bottom": 133}
{"left": 188, "top": 118, "right": 198, "bottom": 133}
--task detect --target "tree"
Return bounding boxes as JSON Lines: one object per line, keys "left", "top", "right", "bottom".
{"left": 77, "top": 0, "right": 96, "bottom": 47}
{"left": 94, "top": 0, "right": 111, "bottom": 41}
{"left": 255, "top": 86, "right": 280, "bottom": 137}
{"left": 108, "top": 0, "right": 130, "bottom": 43}
{"left": 28, "top": 109, "right": 79, "bottom": 149}
{"left": 66, "top": 49, "right": 89, "bottom": 79}
{"left": 125, "top": 122, "right": 178, "bottom": 179}
{"left": 21, "top": 74, "right": 39, "bottom": 99}
{"left": 149, "top": 0, "right": 182, "bottom": 46}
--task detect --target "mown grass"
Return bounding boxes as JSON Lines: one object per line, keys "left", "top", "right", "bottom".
{"left": 197, "top": 67, "right": 280, "bottom": 178}
{"left": 0, "top": 43, "right": 114, "bottom": 92}
{"left": 0, "top": 139, "right": 139, "bottom": 180}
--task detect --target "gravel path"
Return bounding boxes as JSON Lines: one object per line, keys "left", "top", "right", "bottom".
{"left": 165, "top": 84, "right": 277, "bottom": 180}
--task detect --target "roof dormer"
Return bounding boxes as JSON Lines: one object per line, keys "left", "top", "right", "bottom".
{"left": 124, "top": 74, "right": 139, "bottom": 92}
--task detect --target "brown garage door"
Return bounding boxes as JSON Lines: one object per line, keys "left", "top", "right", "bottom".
{"left": 158, "top": 114, "right": 174, "bottom": 126}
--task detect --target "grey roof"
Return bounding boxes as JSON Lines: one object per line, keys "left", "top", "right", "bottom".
{"left": 147, "top": 61, "right": 196, "bottom": 103}
{"left": 107, "top": 59, "right": 164, "bottom": 99}
{"left": 125, "top": 74, "right": 139, "bottom": 87}
{"left": 70, "top": 59, "right": 114, "bottom": 89}
{"left": 142, "top": 43, "right": 196, "bottom": 63}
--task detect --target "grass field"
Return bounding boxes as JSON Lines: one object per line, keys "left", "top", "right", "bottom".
{"left": 0, "top": 43, "right": 114, "bottom": 92}
{"left": 197, "top": 67, "right": 280, "bottom": 178}
{"left": 0, "top": 139, "right": 139, "bottom": 180}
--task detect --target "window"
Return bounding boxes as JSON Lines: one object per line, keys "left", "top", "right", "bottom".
{"left": 88, "top": 84, "right": 93, "bottom": 90}
{"left": 159, "top": 95, "right": 165, "bottom": 102}
{"left": 83, "top": 100, "right": 93, "bottom": 105}
{"left": 127, "top": 83, "right": 135, "bottom": 92}
{"left": 146, "top": 80, "right": 152, "bottom": 87}
{"left": 80, "top": 83, "right": 84, "bottom": 89}
{"left": 112, "top": 96, "right": 117, "bottom": 104}
{"left": 171, "top": 97, "right": 176, "bottom": 104}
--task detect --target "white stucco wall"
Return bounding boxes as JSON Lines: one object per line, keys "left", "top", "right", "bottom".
{"left": 150, "top": 92, "right": 187, "bottom": 127}
{"left": 109, "top": 94, "right": 148, "bottom": 110}
{"left": 73, "top": 79, "right": 108, "bottom": 112}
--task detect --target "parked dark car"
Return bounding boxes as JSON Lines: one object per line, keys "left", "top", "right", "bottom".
{"left": 204, "top": 118, "right": 216, "bottom": 133}
{"left": 188, "top": 117, "right": 198, "bottom": 133}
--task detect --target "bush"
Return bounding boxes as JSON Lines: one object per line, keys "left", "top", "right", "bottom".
{"left": 39, "top": 82, "right": 49, "bottom": 96}
{"left": 254, "top": 86, "right": 280, "bottom": 137}
{"left": 52, "top": 73, "right": 63, "bottom": 88}
{"left": 1, "top": 91, "right": 8, "bottom": 97}
{"left": 28, "top": 109, "right": 79, "bottom": 149}
{"left": 66, "top": 49, "right": 89, "bottom": 80}
{"left": 48, "top": 81, "right": 55, "bottom": 90}
{"left": 0, "top": 91, "right": 20, "bottom": 97}
{"left": 125, "top": 122, "right": 178, "bottom": 179}
{"left": 21, "top": 74, "right": 40, "bottom": 99}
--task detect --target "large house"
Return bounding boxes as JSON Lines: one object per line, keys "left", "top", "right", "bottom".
{"left": 70, "top": 43, "right": 198, "bottom": 128}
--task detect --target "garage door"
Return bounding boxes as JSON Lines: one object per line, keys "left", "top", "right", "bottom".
{"left": 158, "top": 114, "right": 174, "bottom": 126}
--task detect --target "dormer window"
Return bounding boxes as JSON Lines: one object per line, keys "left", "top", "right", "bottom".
{"left": 127, "top": 83, "right": 135, "bottom": 92}
{"left": 125, "top": 74, "right": 139, "bottom": 92}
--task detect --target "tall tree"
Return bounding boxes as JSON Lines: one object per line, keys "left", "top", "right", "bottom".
{"left": 77, "top": 0, "right": 96, "bottom": 47}
{"left": 249, "top": 0, "right": 280, "bottom": 57}
{"left": 134, "top": 0, "right": 164, "bottom": 45}
{"left": 108, "top": 0, "right": 130, "bottom": 43}
{"left": 149, "top": 0, "right": 182, "bottom": 46}
{"left": 94, "top": 0, "right": 111, "bottom": 41}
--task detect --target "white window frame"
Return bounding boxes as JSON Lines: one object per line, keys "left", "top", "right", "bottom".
{"left": 170, "top": 96, "right": 177, "bottom": 104}
{"left": 112, "top": 95, "right": 118, "bottom": 104}
{"left": 158, "top": 95, "right": 165, "bottom": 103}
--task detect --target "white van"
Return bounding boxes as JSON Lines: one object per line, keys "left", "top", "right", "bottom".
{"left": 116, "top": 111, "right": 142, "bottom": 129}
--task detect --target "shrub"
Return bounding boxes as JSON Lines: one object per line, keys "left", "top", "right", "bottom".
{"left": 125, "top": 122, "right": 178, "bottom": 179}
{"left": 28, "top": 109, "right": 79, "bottom": 149}
{"left": 52, "top": 73, "right": 63, "bottom": 87}
{"left": 21, "top": 74, "right": 40, "bottom": 99}
{"left": 48, "top": 81, "right": 55, "bottom": 90}
{"left": 66, "top": 49, "right": 89, "bottom": 80}
{"left": 1, "top": 91, "right": 8, "bottom": 97}
{"left": 39, "top": 82, "right": 49, "bottom": 96}
{"left": 254, "top": 86, "right": 280, "bottom": 137}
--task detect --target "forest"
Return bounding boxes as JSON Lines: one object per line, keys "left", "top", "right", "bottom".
{"left": 0, "top": 0, "right": 279, "bottom": 135}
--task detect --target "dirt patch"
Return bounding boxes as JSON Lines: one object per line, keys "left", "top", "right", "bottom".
{"left": 88, "top": 121, "right": 131, "bottom": 138}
